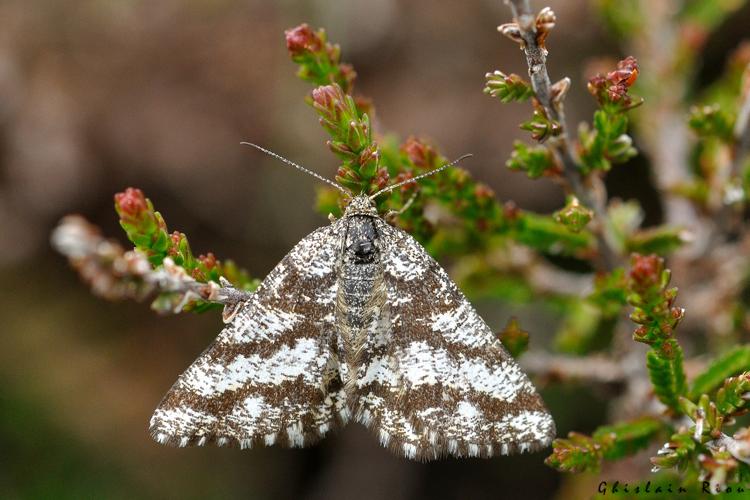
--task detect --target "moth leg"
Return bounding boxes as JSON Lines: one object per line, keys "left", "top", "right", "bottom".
{"left": 216, "top": 276, "right": 254, "bottom": 323}
{"left": 384, "top": 191, "right": 419, "bottom": 223}
{"left": 328, "top": 212, "right": 337, "bottom": 223}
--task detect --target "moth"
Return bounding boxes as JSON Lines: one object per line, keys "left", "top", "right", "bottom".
{"left": 149, "top": 144, "right": 556, "bottom": 460}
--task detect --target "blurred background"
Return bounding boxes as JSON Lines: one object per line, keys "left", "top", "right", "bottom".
{"left": 2, "top": 0, "right": 749, "bottom": 498}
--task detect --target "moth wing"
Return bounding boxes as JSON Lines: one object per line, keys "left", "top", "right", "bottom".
{"left": 356, "top": 220, "right": 555, "bottom": 459}
{"left": 149, "top": 220, "right": 347, "bottom": 449}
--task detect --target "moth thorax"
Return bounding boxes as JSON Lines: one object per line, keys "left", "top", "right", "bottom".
{"left": 336, "top": 216, "right": 386, "bottom": 396}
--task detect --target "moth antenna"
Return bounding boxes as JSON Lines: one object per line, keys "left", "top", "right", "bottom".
{"left": 241, "top": 142, "right": 350, "bottom": 196}
{"left": 369, "top": 153, "right": 473, "bottom": 201}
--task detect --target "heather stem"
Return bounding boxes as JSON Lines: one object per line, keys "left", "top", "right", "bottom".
{"left": 503, "top": 0, "right": 619, "bottom": 270}
{"left": 504, "top": 0, "right": 579, "bottom": 192}
{"left": 632, "top": 1, "right": 696, "bottom": 230}
{"left": 707, "top": 63, "right": 750, "bottom": 246}
{"left": 519, "top": 352, "right": 630, "bottom": 384}
{"left": 732, "top": 64, "right": 750, "bottom": 177}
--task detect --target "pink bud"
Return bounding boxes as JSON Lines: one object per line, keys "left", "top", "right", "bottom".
{"left": 629, "top": 254, "right": 662, "bottom": 288}
{"left": 402, "top": 137, "right": 434, "bottom": 168}
{"left": 114, "top": 188, "right": 148, "bottom": 217}
{"left": 284, "top": 24, "right": 322, "bottom": 56}
{"left": 311, "top": 84, "right": 342, "bottom": 110}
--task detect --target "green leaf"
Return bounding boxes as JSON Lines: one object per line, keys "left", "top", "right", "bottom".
{"left": 690, "top": 346, "right": 750, "bottom": 399}
{"left": 646, "top": 343, "right": 687, "bottom": 413}
{"left": 589, "top": 268, "right": 629, "bottom": 317}
{"left": 579, "top": 110, "right": 637, "bottom": 173}
{"left": 286, "top": 24, "right": 355, "bottom": 93}
{"left": 506, "top": 141, "right": 555, "bottom": 179}
{"left": 498, "top": 317, "right": 529, "bottom": 358}
{"left": 545, "top": 432, "right": 603, "bottom": 473}
{"left": 484, "top": 71, "right": 534, "bottom": 103}
{"left": 553, "top": 196, "right": 593, "bottom": 233}
{"left": 520, "top": 109, "right": 561, "bottom": 142}
{"left": 688, "top": 105, "right": 735, "bottom": 142}
{"left": 626, "top": 255, "right": 688, "bottom": 414}
{"left": 152, "top": 229, "right": 170, "bottom": 253}
{"left": 593, "top": 417, "right": 664, "bottom": 461}
{"left": 547, "top": 417, "right": 664, "bottom": 473}
{"left": 714, "top": 372, "right": 750, "bottom": 415}
{"left": 512, "top": 212, "right": 595, "bottom": 256}
{"left": 649, "top": 431, "right": 696, "bottom": 472}
{"left": 626, "top": 225, "right": 688, "bottom": 255}
{"left": 555, "top": 300, "right": 616, "bottom": 354}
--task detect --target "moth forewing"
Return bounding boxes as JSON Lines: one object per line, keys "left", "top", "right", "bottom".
{"left": 350, "top": 216, "right": 555, "bottom": 459}
{"left": 149, "top": 221, "right": 349, "bottom": 449}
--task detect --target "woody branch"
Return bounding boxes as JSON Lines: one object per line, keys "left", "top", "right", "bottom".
{"left": 731, "top": 64, "right": 750, "bottom": 178}
{"left": 502, "top": 0, "right": 619, "bottom": 270}
{"left": 51, "top": 215, "right": 253, "bottom": 316}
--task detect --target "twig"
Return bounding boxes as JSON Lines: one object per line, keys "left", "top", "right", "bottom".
{"left": 503, "top": 1, "right": 580, "bottom": 193}
{"left": 723, "top": 62, "right": 750, "bottom": 211}
{"left": 502, "top": 0, "right": 619, "bottom": 270}
{"left": 525, "top": 258, "right": 593, "bottom": 296}
{"left": 520, "top": 352, "right": 628, "bottom": 384}
{"left": 707, "top": 433, "right": 750, "bottom": 465}
{"left": 699, "top": 63, "right": 750, "bottom": 252}
{"left": 732, "top": 63, "right": 750, "bottom": 173}
{"left": 631, "top": 0, "right": 700, "bottom": 235}
{"left": 52, "top": 215, "right": 252, "bottom": 318}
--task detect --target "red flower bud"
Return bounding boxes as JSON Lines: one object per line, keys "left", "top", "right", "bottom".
{"left": 375, "top": 168, "right": 389, "bottom": 190}
{"left": 198, "top": 252, "right": 217, "bottom": 270}
{"left": 629, "top": 254, "right": 662, "bottom": 288}
{"left": 284, "top": 24, "right": 322, "bottom": 56}
{"left": 503, "top": 200, "right": 520, "bottom": 221}
{"left": 311, "top": 84, "right": 344, "bottom": 114}
{"left": 166, "top": 231, "right": 182, "bottom": 257}
{"left": 613, "top": 56, "right": 639, "bottom": 87}
{"left": 402, "top": 137, "right": 435, "bottom": 168}
{"left": 114, "top": 188, "right": 148, "bottom": 217}
{"left": 587, "top": 57, "right": 639, "bottom": 108}
{"left": 633, "top": 325, "right": 648, "bottom": 339}
{"left": 474, "top": 183, "right": 495, "bottom": 200}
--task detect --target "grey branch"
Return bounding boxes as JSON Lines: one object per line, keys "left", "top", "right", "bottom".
{"left": 708, "top": 432, "right": 750, "bottom": 466}
{"left": 702, "top": 63, "right": 750, "bottom": 246}
{"left": 502, "top": 0, "right": 618, "bottom": 270}
{"left": 731, "top": 63, "right": 750, "bottom": 179}
{"left": 52, "top": 215, "right": 252, "bottom": 318}
{"left": 503, "top": 1, "right": 580, "bottom": 191}
{"left": 520, "top": 352, "right": 628, "bottom": 384}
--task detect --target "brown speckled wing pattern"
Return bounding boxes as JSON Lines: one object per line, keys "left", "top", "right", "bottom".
{"left": 149, "top": 199, "right": 555, "bottom": 460}
{"left": 351, "top": 220, "right": 555, "bottom": 459}
{"left": 149, "top": 221, "right": 349, "bottom": 449}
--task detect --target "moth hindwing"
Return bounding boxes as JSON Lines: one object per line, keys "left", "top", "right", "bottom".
{"left": 150, "top": 195, "right": 556, "bottom": 459}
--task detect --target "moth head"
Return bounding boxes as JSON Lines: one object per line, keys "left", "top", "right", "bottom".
{"left": 344, "top": 195, "right": 378, "bottom": 217}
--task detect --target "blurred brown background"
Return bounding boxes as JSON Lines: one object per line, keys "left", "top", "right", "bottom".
{"left": 2, "top": 0, "right": 747, "bottom": 498}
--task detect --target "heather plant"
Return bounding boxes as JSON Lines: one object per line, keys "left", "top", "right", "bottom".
{"left": 54, "top": 0, "right": 750, "bottom": 494}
